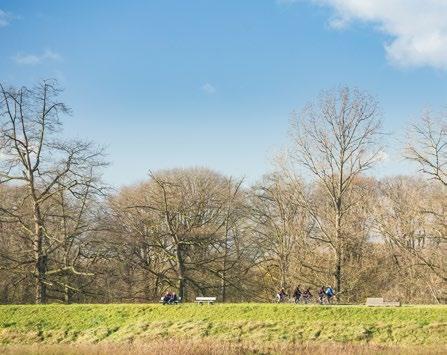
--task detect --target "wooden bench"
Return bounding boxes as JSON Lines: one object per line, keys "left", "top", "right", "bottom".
{"left": 195, "top": 296, "right": 217, "bottom": 305}
{"left": 366, "top": 297, "right": 400, "bottom": 307}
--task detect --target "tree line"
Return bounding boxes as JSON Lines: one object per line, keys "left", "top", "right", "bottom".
{"left": 0, "top": 81, "right": 445, "bottom": 304}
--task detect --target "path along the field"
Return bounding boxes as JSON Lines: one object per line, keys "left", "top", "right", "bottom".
{"left": 0, "top": 304, "right": 445, "bottom": 349}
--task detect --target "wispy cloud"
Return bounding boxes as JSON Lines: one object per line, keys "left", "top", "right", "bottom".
{"left": 201, "top": 83, "right": 217, "bottom": 95}
{"left": 280, "top": 0, "right": 447, "bottom": 70}
{"left": 13, "top": 50, "right": 62, "bottom": 65}
{"left": 0, "top": 9, "right": 14, "bottom": 27}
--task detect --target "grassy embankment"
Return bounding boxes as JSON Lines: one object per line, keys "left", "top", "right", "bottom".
{"left": 0, "top": 304, "right": 446, "bottom": 354}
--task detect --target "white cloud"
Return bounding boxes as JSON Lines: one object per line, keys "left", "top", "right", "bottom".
{"left": 13, "top": 50, "right": 61, "bottom": 65}
{"left": 201, "top": 83, "right": 217, "bottom": 94}
{"left": 308, "top": 0, "right": 447, "bottom": 70}
{"left": 0, "top": 9, "right": 13, "bottom": 27}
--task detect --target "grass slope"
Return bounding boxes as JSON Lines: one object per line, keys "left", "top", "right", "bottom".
{"left": 0, "top": 304, "right": 446, "bottom": 348}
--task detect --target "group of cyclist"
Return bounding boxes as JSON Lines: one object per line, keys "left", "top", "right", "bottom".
{"left": 276, "top": 285, "right": 335, "bottom": 304}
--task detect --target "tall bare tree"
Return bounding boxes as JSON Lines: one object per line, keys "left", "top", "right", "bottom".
{"left": 289, "top": 87, "right": 382, "bottom": 297}
{"left": 0, "top": 80, "right": 106, "bottom": 304}
{"left": 403, "top": 111, "right": 447, "bottom": 289}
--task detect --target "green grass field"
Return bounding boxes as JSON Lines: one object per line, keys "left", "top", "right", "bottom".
{"left": 0, "top": 304, "right": 446, "bottom": 354}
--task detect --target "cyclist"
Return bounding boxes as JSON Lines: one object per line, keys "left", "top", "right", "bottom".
{"left": 293, "top": 286, "right": 302, "bottom": 304}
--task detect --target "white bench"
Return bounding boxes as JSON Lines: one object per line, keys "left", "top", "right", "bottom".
{"left": 195, "top": 296, "right": 217, "bottom": 305}
{"left": 366, "top": 297, "right": 400, "bottom": 307}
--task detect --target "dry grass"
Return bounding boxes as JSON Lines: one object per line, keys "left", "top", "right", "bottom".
{"left": 1, "top": 340, "right": 446, "bottom": 355}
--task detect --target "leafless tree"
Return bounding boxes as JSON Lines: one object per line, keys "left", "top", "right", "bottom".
{"left": 375, "top": 176, "right": 447, "bottom": 302}
{"left": 406, "top": 111, "right": 447, "bottom": 186}
{"left": 0, "top": 80, "right": 106, "bottom": 304}
{"left": 289, "top": 86, "right": 383, "bottom": 297}
{"left": 403, "top": 111, "right": 447, "bottom": 293}
{"left": 113, "top": 168, "right": 245, "bottom": 301}
{"left": 250, "top": 172, "right": 311, "bottom": 293}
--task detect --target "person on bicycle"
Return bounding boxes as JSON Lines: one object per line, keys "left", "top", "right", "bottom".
{"left": 277, "top": 288, "right": 287, "bottom": 303}
{"left": 302, "top": 288, "right": 312, "bottom": 304}
{"left": 318, "top": 286, "right": 326, "bottom": 304}
{"left": 293, "top": 286, "right": 302, "bottom": 303}
{"left": 325, "top": 286, "right": 335, "bottom": 304}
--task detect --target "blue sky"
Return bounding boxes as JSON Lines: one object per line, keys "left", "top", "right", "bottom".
{"left": 1, "top": 0, "right": 446, "bottom": 187}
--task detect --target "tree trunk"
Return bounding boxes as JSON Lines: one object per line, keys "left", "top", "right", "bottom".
{"left": 33, "top": 204, "right": 47, "bottom": 304}
{"left": 176, "top": 244, "right": 186, "bottom": 300}
{"left": 220, "top": 262, "right": 227, "bottom": 302}
{"left": 280, "top": 257, "right": 287, "bottom": 290}
{"left": 64, "top": 281, "right": 72, "bottom": 304}
{"left": 280, "top": 234, "right": 289, "bottom": 291}
{"left": 221, "top": 231, "right": 229, "bottom": 302}
{"left": 335, "top": 249, "right": 342, "bottom": 300}
{"left": 334, "top": 202, "right": 342, "bottom": 302}
{"left": 143, "top": 269, "right": 152, "bottom": 301}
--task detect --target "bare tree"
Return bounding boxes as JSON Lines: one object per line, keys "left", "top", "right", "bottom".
{"left": 250, "top": 172, "right": 310, "bottom": 293}
{"left": 218, "top": 177, "right": 245, "bottom": 302}
{"left": 105, "top": 185, "right": 177, "bottom": 302}
{"left": 375, "top": 176, "right": 447, "bottom": 302}
{"left": 402, "top": 111, "right": 447, "bottom": 290}
{"left": 42, "top": 172, "right": 106, "bottom": 303}
{"left": 116, "top": 168, "right": 244, "bottom": 301}
{"left": 406, "top": 111, "right": 447, "bottom": 186}
{"left": 0, "top": 80, "right": 106, "bottom": 304}
{"left": 289, "top": 87, "right": 382, "bottom": 297}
